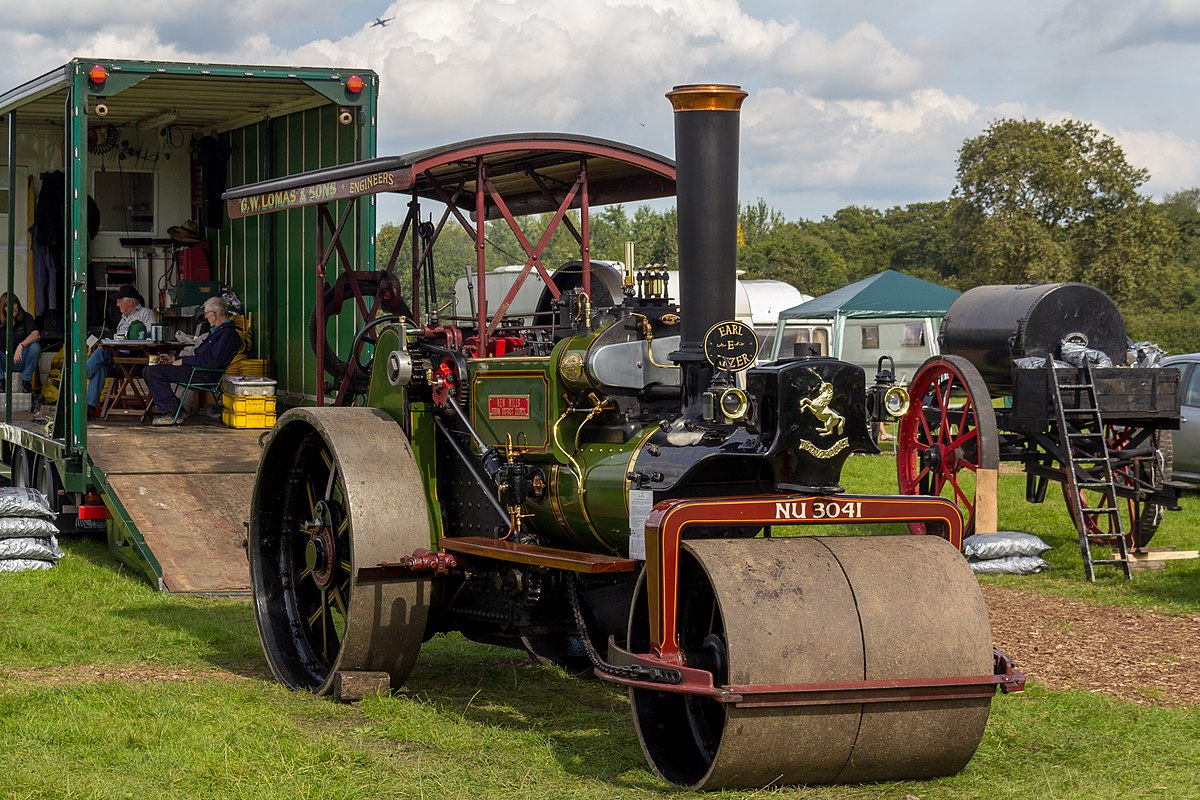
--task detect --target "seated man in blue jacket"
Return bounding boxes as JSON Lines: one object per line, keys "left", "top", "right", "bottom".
{"left": 144, "top": 296, "right": 241, "bottom": 426}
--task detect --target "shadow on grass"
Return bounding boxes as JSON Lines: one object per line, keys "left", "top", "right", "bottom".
{"left": 399, "top": 637, "right": 660, "bottom": 789}
{"left": 114, "top": 602, "right": 269, "bottom": 678}
{"left": 59, "top": 537, "right": 267, "bottom": 677}
{"left": 59, "top": 531, "right": 161, "bottom": 589}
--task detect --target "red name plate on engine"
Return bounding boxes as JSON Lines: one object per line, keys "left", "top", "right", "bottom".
{"left": 488, "top": 395, "right": 530, "bottom": 419}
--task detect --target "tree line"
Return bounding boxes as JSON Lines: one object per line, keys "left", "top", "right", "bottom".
{"left": 378, "top": 119, "right": 1200, "bottom": 354}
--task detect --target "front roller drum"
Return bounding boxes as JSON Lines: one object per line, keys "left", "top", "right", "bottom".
{"left": 628, "top": 535, "right": 994, "bottom": 789}
{"left": 249, "top": 407, "right": 433, "bottom": 694}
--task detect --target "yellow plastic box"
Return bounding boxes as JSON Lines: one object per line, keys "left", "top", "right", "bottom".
{"left": 222, "top": 391, "right": 277, "bottom": 428}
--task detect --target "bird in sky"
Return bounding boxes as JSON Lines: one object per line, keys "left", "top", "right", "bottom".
{"left": 371, "top": 17, "right": 394, "bottom": 28}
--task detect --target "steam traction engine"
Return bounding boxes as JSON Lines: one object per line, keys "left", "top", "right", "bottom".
{"left": 229, "top": 85, "right": 1022, "bottom": 789}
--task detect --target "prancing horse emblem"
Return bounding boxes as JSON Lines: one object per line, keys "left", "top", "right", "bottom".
{"left": 799, "top": 379, "right": 845, "bottom": 437}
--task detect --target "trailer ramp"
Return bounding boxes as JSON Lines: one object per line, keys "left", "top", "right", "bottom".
{"left": 87, "top": 424, "right": 264, "bottom": 595}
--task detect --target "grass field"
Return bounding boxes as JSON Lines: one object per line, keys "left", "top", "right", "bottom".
{"left": 1, "top": 455, "right": 1198, "bottom": 799}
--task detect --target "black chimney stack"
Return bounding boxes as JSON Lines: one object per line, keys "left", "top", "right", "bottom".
{"left": 666, "top": 84, "right": 748, "bottom": 411}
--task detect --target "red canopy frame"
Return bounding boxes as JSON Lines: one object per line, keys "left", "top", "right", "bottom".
{"left": 225, "top": 133, "right": 676, "bottom": 403}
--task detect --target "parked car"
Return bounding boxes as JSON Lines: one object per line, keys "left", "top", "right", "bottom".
{"left": 1160, "top": 353, "right": 1200, "bottom": 484}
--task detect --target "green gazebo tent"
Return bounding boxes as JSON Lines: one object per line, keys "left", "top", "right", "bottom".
{"left": 774, "top": 270, "right": 961, "bottom": 376}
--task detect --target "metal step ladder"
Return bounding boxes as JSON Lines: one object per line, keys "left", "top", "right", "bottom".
{"left": 1048, "top": 360, "right": 1132, "bottom": 581}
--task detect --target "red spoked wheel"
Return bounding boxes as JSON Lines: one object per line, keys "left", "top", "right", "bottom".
{"left": 897, "top": 356, "right": 998, "bottom": 538}
{"left": 1064, "top": 426, "right": 1171, "bottom": 551}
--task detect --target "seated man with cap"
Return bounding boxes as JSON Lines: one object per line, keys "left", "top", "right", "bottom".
{"left": 85, "top": 284, "right": 158, "bottom": 416}
{"left": 143, "top": 296, "right": 241, "bottom": 426}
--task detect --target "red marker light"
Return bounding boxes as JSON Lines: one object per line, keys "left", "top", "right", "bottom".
{"left": 88, "top": 64, "right": 109, "bottom": 85}
{"left": 346, "top": 74, "right": 364, "bottom": 94}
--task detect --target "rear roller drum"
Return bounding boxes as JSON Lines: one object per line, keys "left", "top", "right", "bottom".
{"left": 628, "top": 536, "right": 993, "bottom": 789}
{"left": 249, "top": 407, "right": 432, "bottom": 694}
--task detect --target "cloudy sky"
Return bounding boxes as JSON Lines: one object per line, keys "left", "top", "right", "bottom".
{"left": 2, "top": 0, "right": 1197, "bottom": 220}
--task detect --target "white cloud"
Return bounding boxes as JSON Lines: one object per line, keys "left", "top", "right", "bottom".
{"left": 770, "top": 22, "right": 923, "bottom": 98}
{"left": 1111, "top": 129, "right": 1200, "bottom": 199}
{"left": 0, "top": 0, "right": 1196, "bottom": 219}
{"left": 740, "top": 86, "right": 1002, "bottom": 213}
{"left": 1048, "top": 0, "right": 1200, "bottom": 48}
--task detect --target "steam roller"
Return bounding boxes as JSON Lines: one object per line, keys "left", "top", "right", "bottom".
{"left": 236, "top": 81, "right": 1022, "bottom": 790}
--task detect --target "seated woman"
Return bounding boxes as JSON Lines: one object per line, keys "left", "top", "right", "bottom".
{"left": 143, "top": 296, "right": 241, "bottom": 426}
{"left": 0, "top": 293, "right": 43, "bottom": 408}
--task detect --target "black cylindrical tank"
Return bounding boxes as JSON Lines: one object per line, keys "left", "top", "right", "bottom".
{"left": 940, "top": 283, "right": 1127, "bottom": 395}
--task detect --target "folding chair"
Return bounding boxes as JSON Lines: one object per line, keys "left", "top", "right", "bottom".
{"left": 172, "top": 366, "right": 227, "bottom": 423}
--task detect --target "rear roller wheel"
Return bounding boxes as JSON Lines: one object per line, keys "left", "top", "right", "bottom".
{"left": 249, "top": 407, "right": 432, "bottom": 694}
{"left": 628, "top": 536, "right": 993, "bottom": 789}
{"left": 898, "top": 355, "right": 998, "bottom": 537}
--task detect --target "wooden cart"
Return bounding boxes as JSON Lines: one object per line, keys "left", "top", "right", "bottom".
{"left": 895, "top": 283, "right": 1184, "bottom": 580}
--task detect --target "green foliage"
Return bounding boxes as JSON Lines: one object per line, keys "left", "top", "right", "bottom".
{"left": 955, "top": 119, "right": 1149, "bottom": 226}
{"left": 3, "top": 491, "right": 1200, "bottom": 798}
{"left": 883, "top": 201, "right": 958, "bottom": 285}
{"left": 737, "top": 221, "right": 849, "bottom": 295}
{"left": 803, "top": 206, "right": 896, "bottom": 282}
{"left": 737, "top": 197, "right": 785, "bottom": 247}
{"left": 631, "top": 205, "right": 676, "bottom": 264}
{"left": 1162, "top": 188, "right": 1200, "bottom": 273}
{"left": 951, "top": 118, "right": 1179, "bottom": 308}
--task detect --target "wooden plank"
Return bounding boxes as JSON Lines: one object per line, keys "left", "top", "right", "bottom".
{"left": 440, "top": 535, "right": 637, "bottom": 573}
{"left": 975, "top": 468, "right": 998, "bottom": 534}
{"left": 107, "top": 472, "right": 254, "bottom": 594}
{"left": 333, "top": 671, "right": 390, "bottom": 702}
{"left": 88, "top": 424, "right": 264, "bottom": 476}
{"left": 1013, "top": 367, "right": 1181, "bottom": 424}
{"left": 1119, "top": 548, "right": 1200, "bottom": 562}
{"left": 1106, "top": 547, "right": 1199, "bottom": 572}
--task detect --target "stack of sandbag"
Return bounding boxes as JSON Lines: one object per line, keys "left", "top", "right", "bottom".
{"left": 963, "top": 532, "right": 1051, "bottom": 575}
{"left": 0, "top": 487, "right": 63, "bottom": 572}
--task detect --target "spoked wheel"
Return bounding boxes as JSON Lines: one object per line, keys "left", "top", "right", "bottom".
{"left": 308, "top": 272, "right": 409, "bottom": 399}
{"left": 1064, "top": 426, "right": 1172, "bottom": 551}
{"left": 898, "top": 355, "right": 998, "bottom": 537}
{"left": 249, "top": 407, "right": 432, "bottom": 694}
{"left": 627, "top": 536, "right": 993, "bottom": 789}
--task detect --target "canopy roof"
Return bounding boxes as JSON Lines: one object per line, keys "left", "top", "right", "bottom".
{"left": 779, "top": 269, "right": 960, "bottom": 320}
{"left": 0, "top": 58, "right": 373, "bottom": 132}
{"left": 225, "top": 132, "right": 676, "bottom": 220}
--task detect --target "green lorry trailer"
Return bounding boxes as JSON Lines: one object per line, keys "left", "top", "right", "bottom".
{"left": 0, "top": 58, "right": 378, "bottom": 592}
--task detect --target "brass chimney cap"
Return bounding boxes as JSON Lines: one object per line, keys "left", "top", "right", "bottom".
{"left": 667, "top": 84, "right": 748, "bottom": 112}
